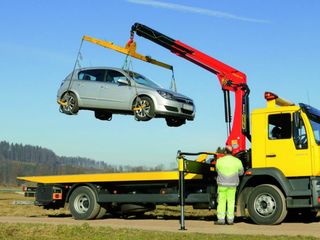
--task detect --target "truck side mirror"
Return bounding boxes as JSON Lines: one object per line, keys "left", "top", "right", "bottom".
{"left": 293, "top": 111, "right": 301, "bottom": 128}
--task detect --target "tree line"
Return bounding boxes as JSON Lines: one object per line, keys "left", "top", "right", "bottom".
{"left": 0, "top": 141, "right": 164, "bottom": 185}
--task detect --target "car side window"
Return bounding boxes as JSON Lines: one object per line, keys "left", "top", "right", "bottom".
{"left": 268, "top": 113, "right": 291, "bottom": 140}
{"left": 106, "top": 70, "right": 128, "bottom": 84}
{"left": 78, "top": 69, "right": 106, "bottom": 82}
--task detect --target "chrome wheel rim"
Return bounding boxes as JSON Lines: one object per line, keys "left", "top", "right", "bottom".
{"left": 63, "top": 95, "right": 76, "bottom": 113}
{"left": 74, "top": 194, "right": 90, "bottom": 214}
{"left": 254, "top": 193, "right": 276, "bottom": 217}
{"left": 135, "top": 100, "right": 151, "bottom": 118}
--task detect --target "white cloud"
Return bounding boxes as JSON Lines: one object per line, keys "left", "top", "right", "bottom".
{"left": 127, "top": 0, "right": 269, "bottom": 23}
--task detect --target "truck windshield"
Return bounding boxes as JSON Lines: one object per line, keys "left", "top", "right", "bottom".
{"left": 300, "top": 103, "right": 320, "bottom": 144}
{"left": 126, "top": 71, "right": 161, "bottom": 89}
{"left": 309, "top": 118, "right": 320, "bottom": 144}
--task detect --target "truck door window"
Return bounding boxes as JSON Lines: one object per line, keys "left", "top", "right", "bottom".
{"left": 268, "top": 113, "right": 291, "bottom": 140}
{"left": 293, "top": 116, "right": 308, "bottom": 149}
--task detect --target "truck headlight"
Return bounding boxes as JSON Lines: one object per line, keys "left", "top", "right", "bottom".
{"left": 157, "top": 90, "right": 174, "bottom": 100}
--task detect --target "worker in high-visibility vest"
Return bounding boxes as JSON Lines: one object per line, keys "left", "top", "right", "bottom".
{"left": 215, "top": 145, "right": 244, "bottom": 225}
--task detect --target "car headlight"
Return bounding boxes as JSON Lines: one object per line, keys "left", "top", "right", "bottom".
{"left": 157, "top": 90, "right": 174, "bottom": 100}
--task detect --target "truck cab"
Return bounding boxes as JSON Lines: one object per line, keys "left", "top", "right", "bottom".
{"left": 251, "top": 92, "right": 320, "bottom": 177}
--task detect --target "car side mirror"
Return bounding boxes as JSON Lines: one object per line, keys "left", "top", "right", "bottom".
{"left": 117, "top": 79, "right": 130, "bottom": 85}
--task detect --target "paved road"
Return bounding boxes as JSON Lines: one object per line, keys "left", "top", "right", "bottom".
{"left": 0, "top": 216, "right": 319, "bottom": 238}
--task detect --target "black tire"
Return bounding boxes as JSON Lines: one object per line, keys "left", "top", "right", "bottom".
{"left": 60, "top": 92, "right": 79, "bottom": 115}
{"left": 69, "top": 186, "right": 101, "bottom": 220}
{"left": 120, "top": 203, "right": 155, "bottom": 215}
{"left": 95, "top": 206, "right": 107, "bottom": 219}
{"left": 133, "top": 96, "right": 155, "bottom": 121}
{"left": 94, "top": 111, "right": 112, "bottom": 121}
{"left": 247, "top": 184, "right": 287, "bottom": 225}
{"left": 165, "top": 117, "right": 186, "bottom": 127}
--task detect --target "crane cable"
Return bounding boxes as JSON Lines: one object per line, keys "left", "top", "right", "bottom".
{"left": 170, "top": 68, "right": 177, "bottom": 92}
{"left": 121, "top": 54, "right": 146, "bottom": 118}
{"left": 58, "top": 39, "right": 85, "bottom": 115}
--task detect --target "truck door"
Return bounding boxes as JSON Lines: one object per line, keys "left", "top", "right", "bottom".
{"left": 265, "top": 112, "right": 312, "bottom": 177}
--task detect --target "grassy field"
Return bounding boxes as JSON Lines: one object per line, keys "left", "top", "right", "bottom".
{"left": 0, "top": 189, "right": 69, "bottom": 217}
{"left": 0, "top": 189, "right": 319, "bottom": 240}
{"left": 0, "top": 223, "right": 319, "bottom": 240}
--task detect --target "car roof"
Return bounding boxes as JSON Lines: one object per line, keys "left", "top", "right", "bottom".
{"left": 76, "top": 66, "right": 127, "bottom": 72}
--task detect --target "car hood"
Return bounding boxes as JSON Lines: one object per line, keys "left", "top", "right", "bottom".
{"left": 158, "top": 88, "right": 193, "bottom": 101}
{"left": 134, "top": 82, "right": 193, "bottom": 102}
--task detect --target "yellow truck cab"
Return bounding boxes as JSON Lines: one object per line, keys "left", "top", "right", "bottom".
{"left": 236, "top": 92, "right": 320, "bottom": 224}
{"left": 252, "top": 92, "right": 320, "bottom": 177}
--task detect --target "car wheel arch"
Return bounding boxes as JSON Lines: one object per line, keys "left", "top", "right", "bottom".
{"left": 132, "top": 94, "right": 158, "bottom": 111}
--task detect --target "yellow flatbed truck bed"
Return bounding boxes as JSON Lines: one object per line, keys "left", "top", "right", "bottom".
{"left": 18, "top": 171, "right": 202, "bottom": 184}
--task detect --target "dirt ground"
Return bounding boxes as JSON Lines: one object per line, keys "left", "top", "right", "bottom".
{"left": 0, "top": 216, "right": 320, "bottom": 238}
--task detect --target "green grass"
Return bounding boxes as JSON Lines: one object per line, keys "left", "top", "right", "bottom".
{"left": 0, "top": 223, "right": 318, "bottom": 240}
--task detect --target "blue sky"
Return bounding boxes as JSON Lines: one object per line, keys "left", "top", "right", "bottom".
{"left": 1, "top": 0, "right": 319, "bottom": 168}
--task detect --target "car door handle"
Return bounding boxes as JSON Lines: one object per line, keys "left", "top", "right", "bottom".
{"left": 266, "top": 154, "right": 276, "bottom": 158}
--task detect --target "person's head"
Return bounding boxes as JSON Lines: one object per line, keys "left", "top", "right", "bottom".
{"left": 224, "top": 145, "right": 233, "bottom": 155}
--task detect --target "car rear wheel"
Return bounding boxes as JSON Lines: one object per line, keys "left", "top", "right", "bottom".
{"left": 133, "top": 96, "right": 155, "bottom": 121}
{"left": 60, "top": 92, "right": 79, "bottom": 115}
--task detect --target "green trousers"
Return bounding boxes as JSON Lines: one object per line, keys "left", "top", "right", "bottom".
{"left": 217, "top": 186, "right": 237, "bottom": 221}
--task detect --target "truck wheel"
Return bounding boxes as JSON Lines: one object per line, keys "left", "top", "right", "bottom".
{"left": 247, "top": 184, "right": 287, "bottom": 225}
{"left": 120, "top": 203, "right": 155, "bottom": 216}
{"left": 69, "top": 186, "right": 101, "bottom": 220}
{"left": 95, "top": 206, "right": 107, "bottom": 219}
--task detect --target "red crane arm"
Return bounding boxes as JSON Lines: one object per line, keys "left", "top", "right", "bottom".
{"left": 129, "top": 23, "right": 250, "bottom": 154}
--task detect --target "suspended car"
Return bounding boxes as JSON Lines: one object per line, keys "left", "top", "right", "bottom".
{"left": 57, "top": 67, "right": 195, "bottom": 127}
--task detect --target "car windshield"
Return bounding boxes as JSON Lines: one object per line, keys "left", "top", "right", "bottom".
{"left": 300, "top": 103, "right": 320, "bottom": 145}
{"left": 126, "top": 71, "right": 161, "bottom": 89}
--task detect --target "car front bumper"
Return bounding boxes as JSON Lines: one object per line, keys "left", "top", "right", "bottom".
{"left": 154, "top": 98, "right": 195, "bottom": 120}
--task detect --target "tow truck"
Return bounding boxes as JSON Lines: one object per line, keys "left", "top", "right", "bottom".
{"left": 18, "top": 23, "right": 320, "bottom": 225}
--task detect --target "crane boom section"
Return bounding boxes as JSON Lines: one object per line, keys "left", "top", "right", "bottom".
{"left": 130, "top": 23, "right": 250, "bottom": 153}
{"left": 130, "top": 23, "right": 246, "bottom": 87}
{"left": 82, "top": 35, "right": 173, "bottom": 70}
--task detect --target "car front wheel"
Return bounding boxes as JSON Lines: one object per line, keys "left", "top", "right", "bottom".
{"left": 133, "top": 96, "right": 155, "bottom": 121}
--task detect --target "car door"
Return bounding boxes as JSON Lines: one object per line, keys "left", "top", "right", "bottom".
{"left": 265, "top": 112, "right": 312, "bottom": 177}
{"left": 73, "top": 69, "right": 107, "bottom": 108}
{"left": 98, "top": 69, "right": 135, "bottom": 110}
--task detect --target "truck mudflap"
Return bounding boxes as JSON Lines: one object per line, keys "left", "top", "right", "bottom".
{"left": 35, "top": 184, "right": 65, "bottom": 210}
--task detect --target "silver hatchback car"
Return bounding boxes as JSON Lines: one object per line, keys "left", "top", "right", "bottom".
{"left": 57, "top": 67, "right": 195, "bottom": 127}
